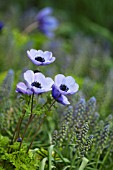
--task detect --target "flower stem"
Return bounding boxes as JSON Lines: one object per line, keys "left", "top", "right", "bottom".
{"left": 7, "top": 96, "right": 31, "bottom": 153}
{"left": 26, "top": 99, "right": 55, "bottom": 153}
{"left": 18, "top": 93, "right": 34, "bottom": 150}
{"left": 26, "top": 114, "right": 46, "bottom": 153}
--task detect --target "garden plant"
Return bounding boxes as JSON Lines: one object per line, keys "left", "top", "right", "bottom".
{"left": 1, "top": 3, "right": 113, "bottom": 170}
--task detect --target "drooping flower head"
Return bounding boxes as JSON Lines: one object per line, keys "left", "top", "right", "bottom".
{"left": 36, "top": 7, "right": 58, "bottom": 38}
{"left": 52, "top": 74, "right": 79, "bottom": 105}
{"left": 16, "top": 70, "right": 54, "bottom": 95}
{"left": 27, "top": 49, "right": 55, "bottom": 66}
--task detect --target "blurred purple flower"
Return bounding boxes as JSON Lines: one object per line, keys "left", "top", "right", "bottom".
{"left": 52, "top": 74, "right": 79, "bottom": 105}
{"left": 0, "top": 21, "right": 4, "bottom": 31}
{"left": 36, "top": 7, "right": 58, "bottom": 38}
{"left": 27, "top": 49, "right": 55, "bottom": 66}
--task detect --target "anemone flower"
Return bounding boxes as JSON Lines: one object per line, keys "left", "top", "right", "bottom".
{"left": 52, "top": 74, "right": 79, "bottom": 105}
{"left": 27, "top": 49, "right": 55, "bottom": 66}
{"left": 36, "top": 7, "right": 58, "bottom": 38}
{"left": 24, "top": 70, "right": 54, "bottom": 94}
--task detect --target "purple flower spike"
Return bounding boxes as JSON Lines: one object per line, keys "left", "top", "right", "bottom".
{"left": 27, "top": 49, "right": 55, "bottom": 66}
{"left": 24, "top": 70, "right": 54, "bottom": 94}
{"left": 16, "top": 82, "right": 33, "bottom": 95}
{"left": 52, "top": 74, "right": 79, "bottom": 105}
{"left": 36, "top": 7, "right": 58, "bottom": 38}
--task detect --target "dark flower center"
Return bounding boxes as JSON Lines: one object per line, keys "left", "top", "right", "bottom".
{"left": 60, "top": 84, "right": 69, "bottom": 92}
{"left": 31, "top": 82, "right": 42, "bottom": 88}
{"left": 35, "top": 56, "right": 45, "bottom": 62}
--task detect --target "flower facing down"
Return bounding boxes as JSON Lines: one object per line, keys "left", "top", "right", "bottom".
{"left": 36, "top": 7, "right": 58, "bottom": 38}
{"left": 52, "top": 74, "right": 79, "bottom": 105}
{"left": 23, "top": 70, "right": 54, "bottom": 94}
{"left": 27, "top": 49, "right": 55, "bottom": 66}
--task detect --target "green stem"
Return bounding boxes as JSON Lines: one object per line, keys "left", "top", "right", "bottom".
{"left": 8, "top": 96, "right": 31, "bottom": 153}
{"left": 25, "top": 98, "right": 56, "bottom": 153}
{"left": 18, "top": 93, "right": 34, "bottom": 150}
{"left": 78, "top": 157, "right": 89, "bottom": 170}
{"left": 26, "top": 114, "right": 46, "bottom": 153}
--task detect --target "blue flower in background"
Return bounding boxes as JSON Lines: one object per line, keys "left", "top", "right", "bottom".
{"left": 27, "top": 49, "right": 55, "bottom": 66}
{"left": 52, "top": 74, "right": 79, "bottom": 105}
{"left": 0, "top": 21, "right": 4, "bottom": 31}
{"left": 36, "top": 7, "right": 58, "bottom": 38}
{"left": 16, "top": 70, "right": 54, "bottom": 95}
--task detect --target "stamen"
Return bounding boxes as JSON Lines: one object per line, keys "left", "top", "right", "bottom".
{"left": 35, "top": 56, "right": 45, "bottom": 62}
{"left": 60, "top": 84, "right": 69, "bottom": 92}
{"left": 31, "top": 82, "right": 42, "bottom": 88}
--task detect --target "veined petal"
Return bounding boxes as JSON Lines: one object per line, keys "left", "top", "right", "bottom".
{"left": 44, "top": 77, "right": 54, "bottom": 91}
{"left": 37, "top": 50, "right": 44, "bottom": 56}
{"left": 34, "top": 72, "right": 45, "bottom": 86}
{"left": 55, "top": 74, "right": 65, "bottom": 86}
{"left": 24, "top": 70, "right": 34, "bottom": 85}
{"left": 68, "top": 83, "right": 79, "bottom": 94}
{"left": 44, "top": 51, "right": 52, "bottom": 60}
{"left": 32, "top": 86, "right": 45, "bottom": 94}
{"left": 27, "top": 49, "right": 38, "bottom": 60}
{"left": 59, "top": 95, "right": 70, "bottom": 105}
{"left": 64, "top": 76, "right": 75, "bottom": 87}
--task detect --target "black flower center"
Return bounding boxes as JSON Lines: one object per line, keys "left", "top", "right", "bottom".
{"left": 35, "top": 56, "right": 45, "bottom": 62}
{"left": 60, "top": 84, "right": 69, "bottom": 92}
{"left": 31, "top": 82, "right": 42, "bottom": 88}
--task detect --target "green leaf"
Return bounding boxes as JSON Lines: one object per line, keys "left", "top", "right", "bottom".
{"left": 39, "top": 157, "right": 48, "bottom": 170}
{"left": 48, "top": 145, "right": 54, "bottom": 170}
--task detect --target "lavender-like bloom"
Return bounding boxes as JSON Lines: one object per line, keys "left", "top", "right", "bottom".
{"left": 0, "top": 21, "right": 4, "bottom": 31}
{"left": 36, "top": 7, "right": 58, "bottom": 38}
{"left": 52, "top": 74, "right": 79, "bottom": 105}
{"left": 27, "top": 49, "right": 55, "bottom": 66}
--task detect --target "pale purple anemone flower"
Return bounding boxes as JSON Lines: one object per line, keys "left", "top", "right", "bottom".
{"left": 52, "top": 74, "right": 79, "bottom": 105}
{"left": 36, "top": 7, "right": 58, "bottom": 38}
{"left": 27, "top": 49, "right": 55, "bottom": 66}
{"left": 24, "top": 70, "right": 54, "bottom": 94}
{"left": 16, "top": 70, "right": 54, "bottom": 95}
